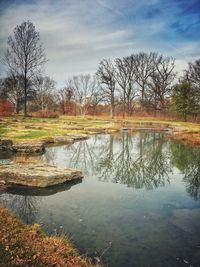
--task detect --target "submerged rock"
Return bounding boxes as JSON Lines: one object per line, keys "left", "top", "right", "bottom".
{"left": 171, "top": 208, "right": 200, "bottom": 234}
{"left": 0, "top": 163, "right": 83, "bottom": 187}
{"left": 12, "top": 142, "right": 45, "bottom": 154}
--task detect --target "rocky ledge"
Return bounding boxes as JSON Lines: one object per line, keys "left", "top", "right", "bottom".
{"left": 53, "top": 134, "right": 88, "bottom": 144}
{"left": 0, "top": 163, "right": 83, "bottom": 187}
{"left": 12, "top": 142, "right": 45, "bottom": 153}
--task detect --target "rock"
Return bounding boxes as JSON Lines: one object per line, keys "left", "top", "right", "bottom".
{"left": 0, "top": 139, "right": 13, "bottom": 151}
{"left": 171, "top": 208, "right": 200, "bottom": 234}
{"left": 84, "top": 127, "right": 105, "bottom": 133}
{"left": 134, "top": 127, "right": 169, "bottom": 132}
{"left": 53, "top": 136, "right": 74, "bottom": 144}
{"left": 3, "top": 179, "right": 82, "bottom": 196}
{"left": 41, "top": 137, "right": 55, "bottom": 144}
{"left": 12, "top": 142, "right": 45, "bottom": 154}
{"left": 65, "top": 133, "right": 89, "bottom": 141}
{"left": 105, "top": 128, "right": 119, "bottom": 133}
{"left": 0, "top": 163, "right": 83, "bottom": 187}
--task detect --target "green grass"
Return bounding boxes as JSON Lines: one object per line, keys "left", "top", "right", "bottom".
{"left": 0, "top": 115, "right": 200, "bottom": 143}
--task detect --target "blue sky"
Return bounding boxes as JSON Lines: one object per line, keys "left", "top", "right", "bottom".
{"left": 0, "top": 0, "right": 200, "bottom": 88}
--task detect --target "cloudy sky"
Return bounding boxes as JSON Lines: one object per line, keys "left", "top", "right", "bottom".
{"left": 0, "top": 0, "right": 200, "bottom": 88}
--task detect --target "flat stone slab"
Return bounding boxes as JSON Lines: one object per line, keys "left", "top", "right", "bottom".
{"left": 0, "top": 163, "right": 83, "bottom": 187}
{"left": 53, "top": 136, "right": 74, "bottom": 144}
{"left": 65, "top": 133, "right": 89, "bottom": 141}
{"left": 12, "top": 142, "right": 45, "bottom": 153}
{"left": 133, "top": 127, "right": 171, "bottom": 132}
{"left": 84, "top": 127, "right": 105, "bottom": 133}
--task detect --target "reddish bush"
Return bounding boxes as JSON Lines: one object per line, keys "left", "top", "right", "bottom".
{"left": 0, "top": 97, "right": 14, "bottom": 116}
{"left": 30, "top": 111, "right": 59, "bottom": 118}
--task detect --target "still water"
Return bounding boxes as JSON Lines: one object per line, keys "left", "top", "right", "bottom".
{"left": 1, "top": 132, "right": 200, "bottom": 267}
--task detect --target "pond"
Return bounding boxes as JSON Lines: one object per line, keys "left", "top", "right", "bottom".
{"left": 1, "top": 132, "right": 200, "bottom": 267}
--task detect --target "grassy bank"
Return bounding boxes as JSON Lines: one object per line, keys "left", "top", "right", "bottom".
{"left": 0, "top": 206, "right": 98, "bottom": 267}
{"left": 0, "top": 115, "right": 200, "bottom": 145}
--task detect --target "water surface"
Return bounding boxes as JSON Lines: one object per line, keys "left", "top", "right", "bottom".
{"left": 1, "top": 132, "right": 200, "bottom": 267}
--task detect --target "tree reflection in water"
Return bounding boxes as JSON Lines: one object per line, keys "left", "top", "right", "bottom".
{"left": 0, "top": 180, "right": 82, "bottom": 224}
{"left": 42, "top": 132, "right": 200, "bottom": 199}
{"left": 97, "top": 132, "right": 172, "bottom": 190}
{"left": 170, "top": 142, "right": 200, "bottom": 200}
{"left": 0, "top": 194, "right": 40, "bottom": 224}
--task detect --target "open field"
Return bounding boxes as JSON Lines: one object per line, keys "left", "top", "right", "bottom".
{"left": 0, "top": 115, "right": 200, "bottom": 145}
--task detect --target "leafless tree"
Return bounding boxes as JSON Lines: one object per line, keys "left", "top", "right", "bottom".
{"left": 96, "top": 59, "right": 116, "bottom": 118}
{"left": 71, "top": 74, "right": 99, "bottom": 116}
{"left": 114, "top": 56, "right": 136, "bottom": 117}
{"left": 4, "top": 21, "right": 47, "bottom": 116}
{"left": 58, "top": 84, "right": 75, "bottom": 115}
{"left": 33, "top": 76, "right": 56, "bottom": 112}
{"left": 186, "top": 59, "right": 200, "bottom": 87}
{"left": 1, "top": 73, "right": 24, "bottom": 113}
{"left": 185, "top": 59, "right": 200, "bottom": 108}
{"left": 147, "top": 56, "right": 176, "bottom": 113}
{"left": 131, "top": 52, "right": 158, "bottom": 106}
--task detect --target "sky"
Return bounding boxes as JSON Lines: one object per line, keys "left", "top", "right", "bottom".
{"left": 0, "top": 0, "right": 200, "bottom": 88}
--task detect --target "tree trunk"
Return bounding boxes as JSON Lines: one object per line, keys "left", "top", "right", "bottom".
{"left": 110, "top": 95, "right": 114, "bottom": 119}
{"left": 24, "top": 71, "right": 27, "bottom": 117}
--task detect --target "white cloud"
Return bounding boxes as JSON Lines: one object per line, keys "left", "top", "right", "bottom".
{"left": 0, "top": 0, "right": 200, "bottom": 87}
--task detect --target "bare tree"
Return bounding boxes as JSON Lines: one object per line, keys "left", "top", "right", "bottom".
{"left": 132, "top": 52, "right": 158, "bottom": 106}
{"left": 4, "top": 21, "right": 47, "bottom": 116}
{"left": 33, "top": 76, "right": 56, "bottom": 112}
{"left": 147, "top": 56, "right": 176, "bottom": 113}
{"left": 114, "top": 56, "right": 136, "bottom": 117}
{"left": 2, "top": 74, "right": 24, "bottom": 114}
{"left": 96, "top": 59, "right": 116, "bottom": 118}
{"left": 71, "top": 74, "right": 99, "bottom": 116}
{"left": 186, "top": 59, "right": 200, "bottom": 87}
{"left": 58, "top": 82, "right": 75, "bottom": 115}
{"left": 185, "top": 59, "right": 200, "bottom": 111}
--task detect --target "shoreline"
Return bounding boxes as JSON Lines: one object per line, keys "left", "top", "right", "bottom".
{"left": 1, "top": 115, "right": 200, "bottom": 147}
{"left": 0, "top": 205, "right": 99, "bottom": 267}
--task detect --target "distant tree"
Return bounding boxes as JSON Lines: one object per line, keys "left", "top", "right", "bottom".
{"left": 131, "top": 52, "right": 157, "bottom": 106}
{"left": 2, "top": 74, "right": 24, "bottom": 113}
{"left": 71, "top": 74, "right": 99, "bottom": 116}
{"left": 0, "top": 78, "right": 7, "bottom": 97}
{"left": 4, "top": 21, "right": 47, "bottom": 116}
{"left": 185, "top": 59, "right": 200, "bottom": 112}
{"left": 33, "top": 76, "right": 56, "bottom": 112}
{"left": 186, "top": 59, "right": 200, "bottom": 88}
{"left": 147, "top": 56, "right": 176, "bottom": 113}
{"left": 172, "top": 81, "right": 195, "bottom": 121}
{"left": 96, "top": 59, "right": 116, "bottom": 118}
{"left": 58, "top": 85, "right": 75, "bottom": 115}
{"left": 114, "top": 56, "right": 136, "bottom": 117}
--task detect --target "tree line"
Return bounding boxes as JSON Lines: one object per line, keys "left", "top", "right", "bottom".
{"left": 0, "top": 21, "right": 200, "bottom": 121}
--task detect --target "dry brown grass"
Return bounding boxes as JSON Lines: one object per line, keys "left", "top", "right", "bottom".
{"left": 0, "top": 206, "right": 99, "bottom": 267}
